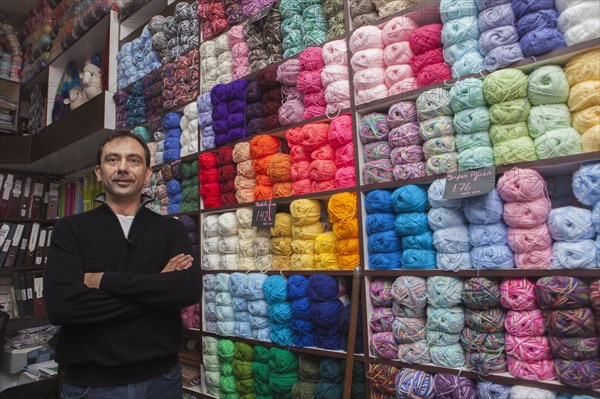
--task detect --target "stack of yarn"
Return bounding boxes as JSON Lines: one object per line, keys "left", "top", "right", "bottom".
{"left": 383, "top": 16, "right": 418, "bottom": 96}
{"left": 329, "top": 114, "right": 356, "bottom": 188}
{"left": 179, "top": 160, "right": 199, "bottom": 212}
{"left": 565, "top": 49, "right": 600, "bottom": 153}
{"left": 163, "top": 163, "right": 182, "bottom": 214}
{"left": 514, "top": 0, "right": 565, "bottom": 57}
{"left": 233, "top": 342, "right": 254, "bottom": 397}
{"left": 344, "top": 363, "right": 366, "bottom": 399}
{"left": 272, "top": 213, "right": 294, "bottom": 270}
{"left": 161, "top": 63, "right": 177, "bottom": 111}
{"left": 536, "top": 276, "right": 600, "bottom": 389}
{"left": 449, "top": 78, "right": 495, "bottom": 171}
{"left": 211, "top": 80, "right": 249, "bottom": 147}
{"left": 253, "top": 346, "right": 271, "bottom": 398}
{"left": 0, "top": 23, "right": 22, "bottom": 82}
{"left": 162, "top": 112, "right": 183, "bottom": 162}
{"left": 349, "top": 0, "right": 378, "bottom": 29}
{"left": 244, "top": 273, "right": 270, "bottom": 339}
{"left": 180, "top": 103, "right": 199, "bottom": 157}
{"left": 365, "top": 190, "right": 401, "bottom": 270}
{"left": 216, "top": 273, "right": 236, "bottom": 336}
{"left": 387, "top": 101, "right": 426, "bottom": 180}
{"left": 426, "top": 276, "right": 465, "bottom": 368}
{"left": 172, "top": 49, "right": 200, "bottom": 109}
{"left": 302, "top": 2, "right": 328, "bottom": 49}
{"left": 235, "top": 208, "right": 257, "bottom": 270}
{"left": 321, "top": 40, "right": 351, "bottom": 114}
{"left": 309, "top": 274, "right": 343, "bottom": 349}
{"left": 215, "top": 35, "right": 234, "bottom": 90}
{"left": 200, "top": 40, "right": 217, "bottom": 93}
{"left": 315, "top": 230, "right": 338, "bottom": 270}
{"left": 141, "top": 68, "right": 163, "bottom": 124}
{"left": 288, "top": 275, "right": 315, "bottom": 346}
{"left": 440, "top": 0, "right": 484, "bottom": 78}
{"left": 203, "top": 275, "right": 218, "bottom": 333}
{"left": 483, "top": 68, "right": 537, "bottom": 165}
{"left": 557, "top": 0, "right": 600, "bottom": 46}
{"left": 464, "top": 189, "right": 514, "bottom": 269}
{"left": 395, "top": 185, "right": 436, "bottom": 269}
{"left": 172, "top": 2, "right": 199, "bottom": 61}
{"left": 217, "top": 340, "right": 239, "bottom": 399}
{"left": 202, "top": 216, "right": 222, "bottom": 270}
{"left": 292, "top": 356, "right": 320, "bottom": 398}
{"left": 217, "top": 212, "right": 240, "bottom": 271}
{"left": 27, "top": 84, "right": 46, "bottom": 134}
{"left": 462, "top": 277, "right": 508, "bottom": 374}
{"left": 233, "top": 142, "right": 256, "bottom": 204}
{"left": 501, "top": 277, "right": 555, "bottom": 381}
{"left": 316, "top": 359, "right": 344, "bottom": 397}
{"left": 198, "top": 93, "right": 215, "bottom": 150}
{"left": 329, "top": 192, "right": 360, "bottom": 270}
{"left": 245, "top": 80, "right": 263, "bottom": 137}
{"left": 393, "top": 276, "right": 430, "bottom": 364}
{"left": 253, "top": 216, "right": 274, "bottom": 271}
{"left": 117, "top": 26, "right": 161, "bottom": 88}
{"left": 152, "top": 171, "right": 169, "bottom": 214}
{"left": 279, "top": 0, "right": 305, "bottom": 58}
{"left": 197, "top": 0, "right": 228, "bottom": 40}
{"left": 247, "top": 5, "right": 284, "bottom": 69}
{"left": 228, "top": 25, "right": 250, "bottom": 80}
{"left": 245, "top": 20, "right": 269, "bottom": 73}
{"left": 350, "top": 26, "right": 388, "bottom": 105}
{"left": 269, "top": 348, "right": 299, "bottom": 397}
{"left": 250, "top": 135, "right": 281, "bottom": 200}
{"left": 258, "top": 66, "right": 283, "bottom": 131}
{"left": 286, "top": 123, "right": 330, "bottom": 195}
{"left": 360, "top": 113, "right": 393, "bottom": 184}
{"left": 241, "top": 0, "right": 275, "bottom": 18}
{"left": 417, "top": 88, "right": 458, "bottom": 175}
{"left": 593, "top": 280, "right": 600, "bottom": 336}
{"left": 324, "top": 0, "right": 344, "bottom": 39}
{"left": 230, "top": 273, "right": 253, "bottom": 338}
{"left": 428, "top": 179, "right": 471, "bottom": 270}
{"left": 309, "top": 127, "right": 337, "bottom": 193}
{"left": 410, "top": 24, "right": 451, "bottom": 87}
{"left": 367, "top": 363, "right": 400, "bottom": 397}
{"left": 340, "top": 301, "right": 364, "bottom": 354}
{"left": 124, "top": 82, "right": 147, "bottom": 128}
{"left": 298, "top": 47, "right": 327, "bottom": 119}
{"left": 202, "top": 336, "right": 220, "bottom": 396}
{"left": 434, "top": 373, "right": 476, "bottom": 399}
{"left": 113, "top": 91, "right": 126, "bottom": 129}
{"left": 476, "top": 0, "right": 523, "bottom": 71}
{"left": 381, "top": 0, "right": 425, "bottom": 19}
{"left": 264, "top": 275, "right": 294, "bottom": 346}
{"left": 394, "top": 369, "right": 436, "bottom": 399}
{"left": 497, "top": 168, "right": 552, "bottom": 269}
{"left": 199, "top": 152, "right": 221, "bottom": 208}
{"left": 548, "top": 205, "right": 596, "bottom": 269}
{"left": 290, "top": 199, "right": 323, "bottom": 269}
{"left": 278, "top": 59, "right": 305, "bottom": 126}
{"left": 368, "top": 279, "right": 396, "bottom": 359}
{"left": 217, "top": 146, "right": 238, "bottom": 206}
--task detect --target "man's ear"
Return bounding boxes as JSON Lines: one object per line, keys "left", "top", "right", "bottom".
{"left": 95, "top": 165, "right": 102, "bottom": 182}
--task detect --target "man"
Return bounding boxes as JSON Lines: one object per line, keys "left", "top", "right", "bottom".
{"left": 44, "top": 130, "right": 202, "bottom": 399}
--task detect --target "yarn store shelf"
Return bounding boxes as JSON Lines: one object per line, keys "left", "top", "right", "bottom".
{"left": 353, "top": 0, "right": 442, "bottom": 32}
{"left": 165, "top": 210, "right": 199, "bottom": 218}
{"left": 198, "top": 107, "right": 352, "bottom": 155}
{"left": 359, "top": 152, "right": 600, "bottom": 192}
{"left": 202, "top": 269, "right": 355, "bottom": 276}
{"left": 202, "top": 330, "right": 364, "bottom": 360}
{"left": 368, "top": 357, "right": 600, "bottom": 396}
{"left": 199, "top": 186, "right": 358, "bottom": 214}
{"left": 355, "top": 38, "right": 600, "bottom": 115}
{"left": 0, "top": 217, "right": 58, "bottom": 224}
{"left": 363, "top": 268, "right": 600, "bottom": 278}
{"left": 152, "top": 152, "right": 199, "bottom": 171}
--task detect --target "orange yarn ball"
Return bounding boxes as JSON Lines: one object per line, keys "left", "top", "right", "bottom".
{"left": 274, "top": 182, "right": 293, "bottom": 198}
{"left": 338, "top": 253, "right": 360, "bottom": 270}
{"left": 254, "top": 185, "right": 274, "bottom": 200}
{"left": 250, "top": 135, "right": 281, "bottom": 158}
{"left": 301, "top": 123, "right": 330, "bottom": 151}
{"left": 256, "top": 174, "right": 274, "bottom": 186}
{"left": 337, "top": 238, "right": 360, "bottom": 255}
{"left": 333, "top": 217, "right": 359, "bottom": 239}
{"left": 253, "top": 155, "right": 274, "bottom": 175}
{"left": 268, "top": 153, "right": 293, "bottom": 182}
{"left": 328, "top": 192, "right": 358, "bottom": 222}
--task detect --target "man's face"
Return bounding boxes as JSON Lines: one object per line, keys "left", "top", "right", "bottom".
{"left": 94, "top": 137, "right": 151, "bottom": 203}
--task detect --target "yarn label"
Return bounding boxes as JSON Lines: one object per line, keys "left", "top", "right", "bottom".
{"left": 443, "top": 167, "right": 495, "bottom": 199}
{"left": 252, "top": 200, "right": 276, "bottom": 227}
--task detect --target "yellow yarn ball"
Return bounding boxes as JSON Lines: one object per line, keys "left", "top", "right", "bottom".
{"left": 315, "top": 232, "right": 337, "bottom": 254}
{"left": 333, "top": 217, "right": 359, "bottom": 240}
{"left": 291, "top": 239, "right": 316, "bottom": 254}
{"left": 271, "top": 213, "right": 293, "bottom": 237}
{"left": 290, "top": 199, "right": 322, "bottom": 226}
{"left": 564, "top": 48, "right": 600, "bottom": 86}
{"left": 273, "top": 255, "right": 292, "bottom": 270}
{"left": 291, "top": 254, "right": 316, "bottom": 269}
{"left": 317, "top": 253, "right": 339, "bottom": 269}
{"left": 272, "top": 237, "right": 293, "bottom": 256}
{"left": 582, "top": 125, "right": 600, "bottom": 153}
{"left": 572, "top": 106, "right": 600, "bottom": 134}
{"left": 489, "top": 99, "right": 532, "bottom": 125}
{"left": 327, "top": 192, "right": 358, "bottom": 223}
{"left": 568, "top": 81, "right": 600, "bottom": 112}
{"left": 292, "top": 223, "right": 324, "bottom": 240}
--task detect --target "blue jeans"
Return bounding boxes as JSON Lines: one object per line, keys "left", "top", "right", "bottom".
{"left": 61, "top": 363, "right": 183, "bottom": 399}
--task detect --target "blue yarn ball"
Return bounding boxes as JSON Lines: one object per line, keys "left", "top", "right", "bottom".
{"left": 229, "top": 273, "right": 248, "bottom": 297}
{"left": 464, "top": 189, "right": 505, "bottom": 225}
{"left": 573, "top": 164, "right": 600, "bottom": 206}
{"left": 308, "top": 275, "right": 339, "bottom": 302}
{"left": 471, "top": 245, "right": 515, "bottom": 269}
{"left": 291, "top": 296, "right": 311, "bottom": 319}
{"left": 592, "top": 202, "right": 600, "bottom": 234}
{"left": 338, "top": 305, "right": 364, "bottom": 354}
{"left": 235, "top": 321, "right": 254, "bottom": 338}
{"left": 290, "top": 318, "right": 315, "bottom": 347}
{"left": 476, "top": 381, "right": 511, "bottom": 399}
{"left": 365, "top": 190, "right": 394, "bottom": 213}
{"left": 512, "top": 0, "right": 554, "bottom": 19}
{"left": 250, "top": 315, "right": 270, "bottom": 329}
{"left": 395, "top": 369, "right": 435, "bottom": 399}
{"left": 243, "top": 274, "right": 267, "bottom": 300}
{"left": 236, "top": 311, "right": 252, "bottom": 322}
{"left": 369, "top": 253, "right": 402, "bottom": 270}
{"left": 428, "top": 179, "right": 463, "bottom": 209}
{"left": 268, "top": 302, "right": 293, "bottom": 324}
{"left": 166, "top": 179, "right": 182, "bottom": 195}
{"left": 270, "top": 323, "right": 294, "bottom": 346}
{"left": 310, "top": 300, "right": 343, "bottom": 327}
{"left": 163, "top": 149, "right": 181, "bottom": 163}
{"left": 368, "top": 231, "right": 402, "bottom": 254}
{"left": 287, "top": 275, "right": 309, "bottom": 300}
{"left": 395, "top": 213, "right": 431, "bottom": 236}
{"left": 469, "top": 222, "right": 509, "bottom": 246}
{"left": 437, "top": 251, "right": 472, "bottom": 271}
{"left": 402, "top": 249, "right": 437, "bottom": 269}
{"left": 391, "top": 185, "right": 429, "bottom": 213}
{"left": 263, "top": 275, "right": 288, "bottom": 304}
{"left": 314, "top": 326, "right": 343, "bottom": 350}
{"left": 162, "top": 111, "right": 182, "bottom": 129}
{"left": 551, "top": 240, "right": 598, "bottom": 269}
{"left": 433, "top": 226, "right": 471, "bottom": 253}
{"left": 232, "top": 297, "right": 248, "bottom": 312}
{"left": 402, "top": 231, "right": 435, "bottom": 250}
{"left": 516, "top": 9, "right": 559, "bottom": 36}
{"left": 428, "top": 208, "right": 468, "bottom": 231}
{"left": 167, "top": 202, "right": 180, "bottom": 214}
{"left": 548, "top": 206, "right": 595, "bottom": 241}
{"left": 440, "top": 0, "right": 479, "bottom": 23}
{"left": 520, "top": 28, "right": 566, "bottom": 57}
{"left": 254, "top": 327, "right": 271, "bottom": 341}
{"left": 366, "top": 213, "right": 396, "bottom": 234}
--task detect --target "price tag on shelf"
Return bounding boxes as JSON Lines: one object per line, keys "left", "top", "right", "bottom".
{"left": 251, "top": 199, "right": 276, "bottom": 227}
{"left": 443, "top": 167, "right": 496, "bottom": 200}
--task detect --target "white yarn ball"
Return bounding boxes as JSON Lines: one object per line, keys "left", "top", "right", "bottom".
{"left": 509, "top": 386, "right": 556, "bottom": 399}
{"left": 217, "top": 212, "right": 239, "bottom": 236}
{"left": 202, "top": 253, "right": 222, "bottom": 270}
{"left": 204, "top": 215, "right": 220, "bottom": 237}
{"left": 203, "top": 236, "right": 221, "bottom": 254}
{"left": 221, "top": 254, "right": 239, "bottom": 270}
{"left": 563, "top": 18, "right": 600, "bottom": 45}
{"left": 236, "top": 208, "right": 254, "bottom": 228}
{"left": 219, "top": 235, "right": 239, "bottom": 254}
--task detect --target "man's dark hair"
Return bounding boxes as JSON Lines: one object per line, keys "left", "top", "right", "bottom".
{"left": 97, "top": 129, "right": 151, "bottom": 167}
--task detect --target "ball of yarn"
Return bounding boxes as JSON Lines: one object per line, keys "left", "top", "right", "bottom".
{"left": 497, "top": 168, "right": 546, "bottom": 202}
{"left": 394, "top": 212, "right": 431, "bottom": 237}
{"left": 527, "top": 104, "right": 573, "bottom": 138}
{"left": 369, "top": 278, "right": 394, "bottom": 307}
{"left": 505, "top": 309, "right": 546, "bottom": 337}
{"left": 419, "top": 116, "right": 455, "bottom": 141}
{"left": 520, "top": 28, "right": 566, "bottom": 58}
{"left": 548, "top": 335, "right": 599, "bottom": 361}
{"left": 564, "top": 48, "right": 600, "bottom": 86}
{"left": 463, "top": 189, "right": 504, "bottom": 225}
{"left": 547, "top": 206, "right": 594, "bottom": 241}
{"left": 391, "top": 276, "right": 427, "bottom": 309}
{"left": 572, "top": 163, "right": 600, "bottom": 206}
{"left": 370, "top": 332, "right": 399, "bottom": 359}
{"left": 554, "top": 358, "right": 600, "bottom": 389}
{"left": 409, "top": 24, "right": 443, "bottom": 56}
{"left": 427, "top": 276, "right": 463, "bottom": 308}
{"left": 394, "top": 369, "right": 434, "bottom": 399}
{"left": 527, "top": 65, "right": 570, "bottom": 106}
{"left": 507, "top": 359, "right": 556, "bottom": 382}
{"left": 478, "top": 25, "right": 519, "bottom": 56}
{"left": 501, "top": 278, "right": 537, "bottom": 311}
{"left": 477, "top": 382, "right": 511, "bottom": 399}
{"left": 462, "top": 277, "right": 501, "bottom": 310}
{"left": 382, "top": 16, "right": 418, "bottom": 45}
{"left": 465, "top": 307, "right": 506, "bottom": 333}
{"left": 449, "top": 78, "right": 486, "bottom": 113}
{"left": 503, "top": 197, "right": 552, "bottom": 228}
{"left": 469, "top": 223, "right": 509, "bottom": 248}
{"left": 433, "top": 373, "right": 476, "bottom": 399}
{"left": 308, "top": 274, "right": 339, "bottom": 302}
{"left": 428, "top": 208, "right": 467, "bottom": 231}
{"left": 551, "top": 239, "right": 598, "bottom": 269}
{"left": 535, "top": 275, "right": 590, "bottom": 310}
{"left": 365, "top": 190, "right": 394, "bottom": 213}
{"left": 428, "top": 178, "right": 463, "bottom": 209}
{"left": 391, "top": 185, "right": 428, "bottom": 213}
{"left": 483, "top": 69, "right": 528, "bottom": 105}
{"left": 569, "top": 81, "right": 600, "bottom": 112}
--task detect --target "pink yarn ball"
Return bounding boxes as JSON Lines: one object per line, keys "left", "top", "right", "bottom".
{"left": 329, "top": 114, "right": 354, "bottom": 149}
{"left": 416, "top": 63, "right": 452, "bottom": 87}
{"left": 389, "top": 77, "right": 418, "bottom": 96}
{"left": 227, "top": 25, "right": 246, "bottom": 47}
{"left": 327, "top": 101, "right": 351, "bottom": 115}
{"left": 350, "top": 25, "right": 384, "bottom": 53}
{"left": 497, "top": 168, "right": 547, "bottom": 202}
{"left": 325, "top": 81, "right": 351, "bottom": 105}
{"left": 322, "top": 65, "right": 349, "bottom": 87}
{"left": 382, "top": 16, "right": 419, "bottom": 46}
{"left": 335, "top": 143, "right": 356, "bottom": 167}
{"left": 515, "top": 248, "right": 553, "bottom": 269}
{"left": 410, "top": 48, "right": 445, "bottom": 74}
{"left": 300, "top": 46, "right": 325, "bottom": 72}
{"left": 351, "top": 49, "right": 386, "bottom": 71}
{"left": 277, "top": 59, "right": 302, "bottom": 86}
{"left": 335, "top": 166, "right": 356, "bottom": 188}
{"left": 311, "top": 144, "right": 336, "bottom": 161}
{"left": 297, "top": 70, "right": 325, "bottom": 94}
{"left": 505, "top": 309, "right": 546, "bottom": 337}
{"left": 291, "top": 161, "right": 311, "bottom": 181}
{"left": 290, "top": 145, "right": 312, "bottom": 162}
{"left": 310, "top": 160, "right": 337, "bottom": 181}
{"left": 292, "top": 179, "right": 313, "bottom": 195}
{"left": 383, "top": 41, "right": 414, "bottom": 67}
{"left": 505, "top": 335, "right": 552, "bottom": 362}
{"left": 231, "top": 42, "right": 249, "bottom": 58}
{"left": 279, "top": 98, "right": 305, "bottom": 126}
{"left": 507, "top": 358, "right": 555, "bottom": 381}
{"left": 304, "top": 90, "right": 327, "bottom": 107}
{"left": 385, "top": 64, "right": 415, "bottom": 88}
{"left": 304, "top": 106, "right": 327, "bottom": 119}
{"left": 501, "top": 277, "right": 537, "bottom": 311}
{"left": 322, "top": 40, "right": 348, "bottom": 65}
{"left": 507, "top": 224, "right": 553, "bottom": 254}
{"left": 356, "top": 85, "right": 389, "bottom": 104}
{"left": 409, "top": 24, "right": 443, "bottom": 55}
{"left": 354, "top": 68, "right": 386, "bottom": 90}
{"left": 312, "top": 179, "right": 336, "bottom": 192}
{"left": 393, "top": 162, "right": 427, "bottom": 180}
{"left": 503, "top": 197, "right": 552, "bottom": 228}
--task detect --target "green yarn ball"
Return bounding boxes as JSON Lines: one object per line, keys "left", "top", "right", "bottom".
{"left": 351, "top": 382, "right": 366, "bottom": 399}
{"left": 299, "top": 356, "right": 321, "bottom": 383}
{"left": 235, "top": 342, "right": 255, "bottom": 362}
{"left": 489, "top": 99, "right": 531, "bottom": 125}
{"left": 458, "top": 147, "right": 495, "bottom": 171}
{"left": 453, "top": 107, "right": 491, "bottom": 135}
{"left": 426, "top": 153, "right": 459, "bottom": 175}
{"left": 271, "top": 372, "right": 299, "bottom": 395}
{"left": 220, "top": 375, "right": 238, "bottom": 394}
{"left": 233, "top": 360, "right": 254, "bottom": 380}
{"left": 449, "top": 78, "right": 487, "bottom": 113}
{"left": 327, "top": 12, "right": 345, "bottom": 40}
{"left": 204, "top": 337, "right": 219, "bottom": 355}
{"left": 292, "top": 381, "right": 317, "bottom": 399}
{"left": 319, "top": 359, "right": 344, "bottom": 383}
{"left": 493, "top": 136, "right": 538, "bottom": 165}
{"left": 483, "top": 68, "right": 528, "bottom": 105}
{"left": 527, "top": 65, "right": 570, "bottom": 106}
{"left": 527, "top": 104, "right": 573, "bottom": 138}
{"left": 534, "top": 128, "right": 582, "bottom": 159}
{"left": 133, "top": 126, "right": 151, "bottom": 142}
{"left": 221, "top": 363, "right": 235, "bottom": 377}
{"left": 456, "top": 132, "right": 492, "bottom": 152}
{"left": 222, "top": 393, "right": 241, "bottom": 399}
{"left": 218, "top": 339, "right": 236, "bottom": 363}
{"left": 269, "top": 348, "right": 298, "bottom": 373}
{"left": 254, "top": 346, "right": 271, "bottom": 363}
{"left": 236, "top": 377, "right": 255, "bottom": 395}
{"left": 489, "top": 122, "right": 530, "bottom": 145}
{"left": 280, "top": 0, "right": 302, "bottom": 18}
{"left": 315, "top": 382, "right": 343, "bottom": 399}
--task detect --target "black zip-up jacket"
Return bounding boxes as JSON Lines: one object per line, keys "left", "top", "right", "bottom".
{"left": 44, "top": 195, "right": 202, "bottom": 386}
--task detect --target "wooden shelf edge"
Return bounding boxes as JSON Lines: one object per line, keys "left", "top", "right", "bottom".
{"left": 368, "top": 357, "right": 600, "bottom": 396}
{"left": 152, "top": 152, "right": 199, "bottom": 171}
{"left": 363, "top": 268, "right": 600, "bottom": 278}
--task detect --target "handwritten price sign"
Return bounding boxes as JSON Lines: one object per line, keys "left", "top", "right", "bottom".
{"left": 251, "top": 200, "right": 277, "bottom": 227}
{"left": 443, "top": 167, "right": 496, "bottom": 200}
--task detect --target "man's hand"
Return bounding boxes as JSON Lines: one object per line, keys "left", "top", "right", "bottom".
{"left": 161, "top": 253, "right": 194, "bottom": 273}
{"left": 84, "top": 272, "right": 104, "bottom": 289}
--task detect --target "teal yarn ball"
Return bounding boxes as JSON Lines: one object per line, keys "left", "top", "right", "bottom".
{"left": 534, "top": 127, "right": 582, "bottom": 159}
{"left": 264, "top": 275, "right": 288, "bottom": 304}
{"left": 452, "top": 51, "right": 485, "bottom": 78}
{"left": 427, "top": 276, "right": 463, "bottom": 308}
{"left": 427, "top": 330, "right": 461, "bottom": 345}
{"left": 426, "top": 307, "right": 465, "bottom": 333}
{"left": 391, "top": 185, "right": 429, "bottom": 213}
{"left": 402, "top": 249, "right": 437, "bottom": 269}
{"left": 449, "top": 78, "right": 487, "bottom": 113}
{"left": 527, "top": 65, "right": 570, "bottom": 106}
{"left": 453, "top": 107, "right": 491, "bottom": 135}
{"left": 456, "top": 132, "right": 492, "bottom": 152}
{"left": 133, "top": 126, "right": 151, "bottom": 142}
{"left": 429, "top": 343, "right": 466, "bottom": 368}
{"left": 443, "top": 39, "right": 480, "bottom": 67}
{"left": 483, "top": 69, "right": 528, "bottom": 105}
{"left": 268, "top": 302, "right": 293, "bottom": 324}
{"left": 280, "top": 0, "right": 302, "bottom": 18}
{"left": 394, "top": 212, "right": 431, "bottom": 237}
{"left": 402, "top": 231, "right": 435, "bottom": 250}
{"left": 315, "top": 382, "right": 343, "bottom": 399}
{"left": 442, "top": 16, "right": 480, "bottom": 47}
{"left": 440, "top": 0, "right": 479, "bottom": 23}
{"left": 527, "top": 104, "right": 573, "bottom": 138}
{"left": 270, "top": 323, "right": 295, "bottom": 346}
{"left": 458, "top": 146, "right": 495, "bottom": 171}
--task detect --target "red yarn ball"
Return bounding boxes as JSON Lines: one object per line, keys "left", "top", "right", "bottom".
{"left": 416, "top": 63, "right": 452, "bottom": 87}
{"left": 409, "top": 24, "right": 443, "bottom": 55}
